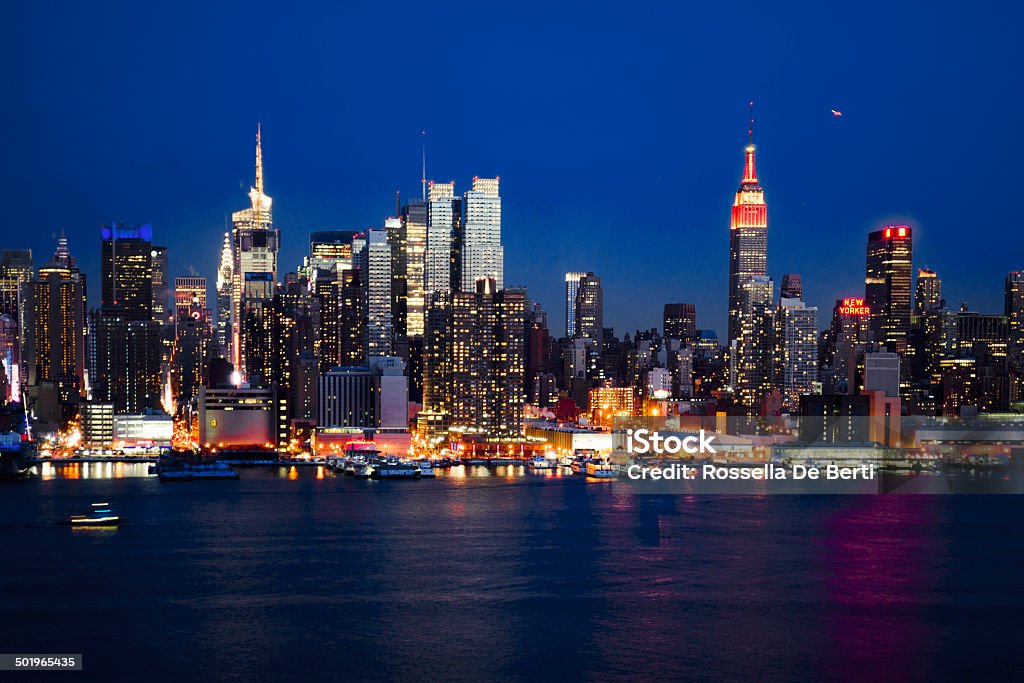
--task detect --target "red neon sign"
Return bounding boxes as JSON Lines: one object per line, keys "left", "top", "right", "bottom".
{"left": 838, "top": 297, "right": 870, "bottom": 316}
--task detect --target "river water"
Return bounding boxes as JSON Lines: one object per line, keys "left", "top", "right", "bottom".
{"left": 1, "top": 464, "right": 1022, "bottom": 681}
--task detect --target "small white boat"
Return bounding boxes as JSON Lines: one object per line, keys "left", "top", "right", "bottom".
{"left": 417, "top": 461, "right": 436, "bottom": 477}
{"left": 527, "top": 456, "right": 555, "bottom": 470}
{"left": 586, "top": 460, "right": 616, "bottom": 479}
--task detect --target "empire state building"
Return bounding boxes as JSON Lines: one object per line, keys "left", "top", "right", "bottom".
{"left": 230, "top": 124, "right": 279, "bottom": 372}
{"left": 727, "top": 107, "right": 768, "bottom": 346}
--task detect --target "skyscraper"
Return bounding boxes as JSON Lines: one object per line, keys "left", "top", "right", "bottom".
{"left": 172, "top": 278, "right": 211, "bottom": 415}
{"left": 459, "top": 177, "right": 503, "bottom": 291}
{"left": 101, "top": 223, "right": 153, "bottom": 320}
{"left": 307, "top": 231, "right": 356, "bottom": 273}
{"left": 366, "top": 228, "right": 393, "bottom": 357}
{"left": 91, "top": 311, "right": 162, "bottom": 414}
{"left": 400, "top": 201, "right": 428, "bottom": 338}
{"left": 565, "top": 272, "right": 587, "bottom": 338}
{"left": 338, "top": 268, "right": 365, "bottom": 366}
{"left": 727, "top": 107, "right": 768, "bottom": 346}
{"left": 94, "top": 225, "right": 162, "bottom": 414}
{"left": 865, "top": 225, "right": 912, "bottom": 353}
{"left": 776, "top": 296, "right": 819, "bottom": 412}
{"left": 574, "top": 273, "right": 603, "bottom": 344}
{"left": 426, "top": 181, "right": 459, "bottom": 300}
{"left": 33, "top": 238, "right": 85, "bottom": 401}
{"left": 174, "top": 277, "right": 206, "bottom": 321}
{"left": 915, "top": 267, "right": 942, "bottom": 316}
{"left": 386, "top": 214, "right": 408, "bottom": 346}
{"left": 780, "top": 274, "right": 802, "bottom": 300}
{"left": 151, "top": 245, "right": 170, "bottom": 324}
{"left": 733, "top": 274, "right": 774, "bottom": 410}
{"left": 820, "top": 297, "right": 872, "bottom": 394}
{"left": 526, "top": 303, "right": 550, "bottom": 403}
{"left": 425, "top": 279, "right": 524, "bottom": 438}
{"left": 240, "top": 272, "right": 276, "bottom": 386}
{"left": 215, "top": 232, "right": 234, "bottom": 359}
{"left": 1005, "top": 271, "right": 1024, "bottom": 373}
{"left": 231, "top": 124, "right": 278, "bottom": 374}
{"left": 1, "top": 250, "right": 35, "bottom": 286}
{"left": 0, "top": 249, "right": 34, "bottom": 398}
{"left": 663, "top": 303, "right": 697, "bottom": 342}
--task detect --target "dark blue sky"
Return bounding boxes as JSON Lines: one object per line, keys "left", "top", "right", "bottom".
{"left": 2, "top": 1, "right": 1021, "bottom": 337}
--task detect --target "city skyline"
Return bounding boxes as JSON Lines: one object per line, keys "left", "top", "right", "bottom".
{"left": 2, "top": 2, "right": 1021, "bottom": 338}
{"left": 2, "top": 117, "right": 1015, "bottom": 342}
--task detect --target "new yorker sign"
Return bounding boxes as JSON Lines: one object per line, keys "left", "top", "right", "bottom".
{"left": 838, "top": 297, "right": 870, "bottom": 316}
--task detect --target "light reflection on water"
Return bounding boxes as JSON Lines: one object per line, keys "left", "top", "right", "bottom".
{"left": 31, "top": 461, "right": 1024, "bottom": 494}
{"left": 33, "top": 461, "right": 588, "bottom": 481}
{"left": 3, "top": 464, "right": 1024, "bottom": 681}
{"left": 37, "top": 461, "right": 155, "bottom": 480}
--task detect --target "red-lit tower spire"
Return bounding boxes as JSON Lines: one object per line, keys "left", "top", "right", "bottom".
{"left": 727, "top": 102, "right": 769, "bottom": 346}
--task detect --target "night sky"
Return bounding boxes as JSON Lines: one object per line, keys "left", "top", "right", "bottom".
{"left": 2, "top": 1, "right": 1021, "bottom": 337}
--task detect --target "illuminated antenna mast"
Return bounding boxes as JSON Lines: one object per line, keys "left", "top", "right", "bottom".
{"left": 421, "top": 130, "right": 427, "bottom": 202}
{"left": 742, "top": 101, "right": 758, "bottom": 184}
{"left": 255, "top": 122, "right": 264, "bottom": 194}
{"left": 748, "top": 101, "right": 754, "bottom": 145}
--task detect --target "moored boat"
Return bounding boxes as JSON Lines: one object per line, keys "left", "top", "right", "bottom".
{"left": 0, "top": 402, "right": 37, "bottom": 480}
{"left": 570, "top": 458, "right": 591, "bottom": 475}
{"left": 155, "top": 453, "right": 239, "bottom": 481}
{"left": 371, "top": 456, "right": 421, "bottom": 479}
{"left": 0, "top": 436, "right": 33, "bottom": 480}
{"left": 527, "top": 455, "right": 556, "bottom": 470}
{"left": 586, "top": 460, "right": 617, "bottom": 479}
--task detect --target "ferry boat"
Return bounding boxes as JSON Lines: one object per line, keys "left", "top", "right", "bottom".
{"left": 0, "top": 432, "right": 33, "bottom": 479}
{"left": 0, "top": 401, "right": 37, "bottom": 479}
{"left": 527, "top": 455, "right": 556, "bottom": 470}
{"left": 342, "top": 456, "right": 369, "bottom": 476}
{"left": 370, "top": 456, "right": 420, "bottom": 479}
{"left": 586, "top": 460, "right": 617, "bottom": 479}
{"left": 155, "top": 453, "right": 239, "bottom": 481}
{"left": 570, "top": 458, "right": 591, "bottom": 475}
{"left": 416, "top": 461, "right": 436, "bottom": 478}
{"left": 67, "top": 502, "right": 121, "bottom": 526}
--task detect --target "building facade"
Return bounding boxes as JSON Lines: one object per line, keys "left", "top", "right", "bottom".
{"left": 231, "top": 125, "right": 279, "bottom": 374}
{"left": 727, "top": 118, "right": 768, "bottom": 346}
{"left": 460, "top": 177, "right": 503, "bottom": 291}
{"left": 865, "top": 225, "right": 912, "bottom": 353}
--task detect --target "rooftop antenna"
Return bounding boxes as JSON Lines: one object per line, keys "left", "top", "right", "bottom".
{"left": 748, "top": 101, "right": 754, "bottom": 145}
{"left": 255, "top": 122, "right": 264, "bottom": 194}
{"left": 421, "top": 130, "right": 427, "bottom": 202}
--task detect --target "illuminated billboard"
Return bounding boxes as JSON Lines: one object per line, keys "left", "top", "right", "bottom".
{"left": 837, "top": 297, "right": 870, "bottom": 316}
